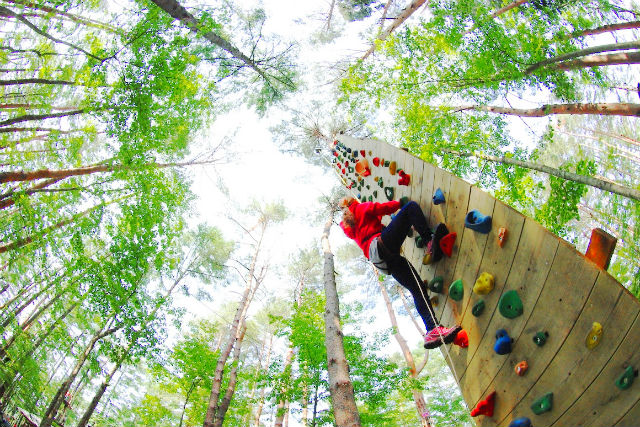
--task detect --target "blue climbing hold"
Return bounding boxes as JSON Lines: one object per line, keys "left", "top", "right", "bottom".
{"left": 508, "top": 417, "right": 532, "bottom": 427}
{"left": 433, "top": 188, "right": 445, "bottom": 205}
{"left": 494, "top": 329, "right": 513, "bottom": 355}
{"left": 465, "top": 210, "right": 493, "bottom": 234}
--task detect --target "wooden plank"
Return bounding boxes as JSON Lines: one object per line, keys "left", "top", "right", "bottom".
{"left": 475, "top": 241, "right": 600, "bottom": 427}
{"left": 500, "top": 273, "right": 638, "bottom": 426}
{"left": 552, "top": 310, "right": 640, "bottom": 427}
{"left": 405, "top": 153, "right": 424, "bottom": 263}
{"left": 443, "top": 185, "right": 496, "bottom": 381}
{"left": 460, "top": 218, "right": 559, "bottom": 407}
{"left": 616, "top": 397, "right": 640, "bottom": 427}
{"left": 455, "top": 201, "right": 525, "bottom": 384}
{"left": 416, "top": 161, "right": 435, "bottom": 284}
{"left": 430, "top": 172, "right": 468, "bottom": 320}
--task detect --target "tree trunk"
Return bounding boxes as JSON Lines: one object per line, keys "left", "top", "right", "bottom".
{"left": 489, "top": 0, "right": 529, "bottom": 18}
{"left": 443, "top": 149, "right": 640, "bottom": 201}
{"left": 361, "top": 0, "right": 427, "bottom": 60}
{"left": 378, "top": 280, "right": 431, "bottom": 427}
{"left": 553, "top": 50, "right": 640, "bottom": 70}
{"left": 213, "top": 324, "right": 247, "bottom": 427}
{"left": 204, "top": 225, "right": 266, "bottom": 427}
{"left": 148, "top": 0, "right": 270, "bottom": 82}
{"left": 178, "top": 380, "right": 198, "bottom": 427}
{"left": 525, "top": 40, "right": 640, "bottom": 73}
{"left": 0, "top": 178, "right": 64, "bottom": 210}
{"left": 321, "top": 211, "right": 361, "bottom": 427}
{"left": 252, "top": 335, "right": 273, "bottom": 426}
{"left": 273, "top": 347, "right": 295, "bottom": 427}
{"left": 0, "top": 78, "right": 75, "bottom": 86}
{"left": 463, "top": 102, "right": 640, "bottom": 117}
{"left": 0, "top": 109, "right": 85, "bottom": 128}
{"left": 576, "top": 20, "right": 640, "bottom": 37}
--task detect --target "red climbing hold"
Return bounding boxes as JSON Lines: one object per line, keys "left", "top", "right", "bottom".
{"left": 341, "top": 168, "right": 346, "bottom": 174}
{"left": 471, "top": 391, "right": 496, "bottom": 417}
{"left": 373, "top": 157, "right": 380, "bottom": 167}
{"left": 439, "top": 232, "right": 457, "bottom": 257}
{"left": 345, "top": 161, "right": 349, "bottom": 167}
{"left": 360, "top": 150, "right": 366, "bottom": 157}
{"left": 454, "top": 329, "right": 469, "bottom": 348}
{"left": 398, "top": 170, "right": 411, "bottom": 186}
{"left": 333, "top": 140, "right": 338, "bottom": 146}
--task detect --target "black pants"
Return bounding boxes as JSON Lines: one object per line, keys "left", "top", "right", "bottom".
{"left": 379, "top": 202, "right": 438, "bottom": 331}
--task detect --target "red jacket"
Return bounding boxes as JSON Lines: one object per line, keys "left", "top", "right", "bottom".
{"left": 340, "top": 200, "right": 400, "bottom": 258}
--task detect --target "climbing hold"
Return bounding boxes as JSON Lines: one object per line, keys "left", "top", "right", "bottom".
{"left": 422, "top": 253, "right": 432, "bottom": 265}
{"left": 430, "top": 295, "right": 439, "bottom": 307}
{"left": 472, "top": 299, "right": 486, "bottom": 317}
{"left": 465, "top": 210, "right": 493, "bottom": 234}
{"left": 333, "top": 140, "right": 338, "bottom": 146}
{"left": 533, "top": 331, "right": 549, "bottom": 347}
{"left": 346, "top": 147, "right": 352, "bottom": 153}
{"left": 415, "top": 235, "right": 425, "bottom": 248}
{"left": 368, "top": 150, "right": 372, "bottom": 156}
{"left": 373, "top": 157, "right": 380, "bottom": 167}
{"left": 454, "top": 329, "right": 469, "bottom": 348}
{"left": 373, "top": 190, "right": 378, "bottom": 198}
{"left": 515, "top": 360, "right": 529, "bottom": 376}
{"left": 615, "top": 366, "right": 638, "bottom": 390}
{"left": 378, "top": 178, "right": 384, "bottom": 188}
{"left": 345, "top": 161, "right": 349, "bottom": 167}
{"left": 389, "top": 161, "right": 397, "bottom": 175}
{"left": 348, "top": 166, "right": 354, "bottom": 173}
{"left": 439, "top": 232, "right": 457, "bottom": 257}
{"left": 494, "top": 329, "right": 513, "bottom": 355}
{"left": 368, "top": 195, "right": 373, "bottom": 202}
{"left": 398, "top": 170, "right": 411, "bottom": 186}
{"left": 366, "top": 184, "right": 370, "bottom": 190}
{"left": 384, "top": 187, "right": 394, "bottom": 201}
{"left": 508, "top": 417, "right": 532, "bottom": 427}
{"left": 341, "top": 168, "right": 346, "bottom": 175}
{"left": 586, "top": 322, "right": 603, "bottom": 349}
{"left": 473, "top": 272, "right": 495, "bottom": 295}
{"left": 355, "top": 159, "right": 371, "bottom": 177}
{"left": 360, "top": 150, "right": 366, "bottom": 157}
{"left": 353, "top": 150, "right": 359, "bottom": 158}
{"left": 498, "top": 227, "right": 508, "bottom": 247}
{"left": 471, "top": 391, "right": 496, "bottom": 417}
{"left": 499, "top": 290, "right": 524, "bottom": 319}
{"left": 428, "top": 276, "right": 444, "bottom": 294}
{"left": 357, "top": 193, "right": 361, "bottom": 200}
{"left": 449, "top": 279, "right": 464, "bottom": 301}
{"left": 384, "top": 160, "right": 390, "bottom": 167}
{"left": 531, "top": 392, "right": 553, "bottom": 415}
{"left": 399, "top": 196, "right": 410, "bottom": 207}
{"left": 433, "top": 188, "right": 445, "bottom": 205}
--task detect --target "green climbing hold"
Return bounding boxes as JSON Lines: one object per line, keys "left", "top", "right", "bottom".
{"left": 615, "top": 366, "right": 637, "bottom": 390}
{"left": 373, "top": 190, "right": 378, "bottom": 198}
{"left": 348, "top": 166, "right": 354, "bottom": 173}
{"left": 366, "top": 184, "right": 370, "bottom": 190}
{"left": 384, "top": 160, "right": 390, "bottom": 167}
{"left": 415, "top": 235, "right": 425, "bottom": 248}
{"left": 499, "top": 290, "right": 524, "bottom": 319}
{"left": 429, "top": 276, "right": 444, "bottom": 294}
{"left": 449, "top": 279, "right": 464, "bottom": 301}
{"left": 368, "top": 195, "right": 373, "bottom": 202}
{"left": 472, "top": 299, "right": 485, "bottom": 317}
{"left": 533, "top": 331, "right": 549, "bottom": 347}
{"left": 384, "top": 187, "right": 394, "bottom": 201}
{"left": 378, "top": 179, "right": 384, "bottom": 188}
{"left": 531, "top": 392, "right": 553, "bottom": 415}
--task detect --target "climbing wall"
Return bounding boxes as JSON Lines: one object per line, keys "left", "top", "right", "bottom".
{"left": 332, "top": 135, "right": 640, "bottom": 427}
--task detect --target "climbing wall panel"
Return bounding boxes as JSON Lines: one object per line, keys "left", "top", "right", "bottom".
{"left": 334, "top": 135, "right": 640, "bottom": 427}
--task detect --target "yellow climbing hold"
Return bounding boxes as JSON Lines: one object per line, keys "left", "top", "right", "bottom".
{"left": 389, "top": 161, "right": 397, "bottom": 175}
{"left": 473, "top": 272, "right": 495, "bottom": 295}
{"left": 586, "top": 322, "right": 603, "bottom": 349}
{"left": 422, "top": 252, "right": 432, "bottom": 265}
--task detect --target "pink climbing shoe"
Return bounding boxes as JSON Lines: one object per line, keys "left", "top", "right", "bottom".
{"left": 423, "top": 325, "right": 462, "bottom": 349}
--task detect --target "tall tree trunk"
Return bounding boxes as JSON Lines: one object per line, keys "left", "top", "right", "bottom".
{"left": 0, "top": 178, "right": 64, "bottom": 210}
{"left": 361, "top": 0, "right": 427, "bottom": 60}
{"left": 443, "top": 148, "right": 640, "bottom": 201}
{"left": 213, "top": 324, "right": 247, "bottom": 427}
{"left": 553, "top": 51, "right": 640, "bottom": 70}
{"left": 178, "top": 380, "right": 199, "bottom": 427}
{"left": 0, "top": 78, "right": 75, "bottom": 86}
{"left": 525, "top": 40, "right": 640, "bottom": 73}
{"left": 0, "top": 109, "right": 85, "bottom": 128}
{"left": 148, "top": 0, "right": 271, "bottom": 82}
{"left": 576, "top": 20, "right": 640, "bottom": 37}
{"left": 489, "top": 0, "right": 529, "bottom": 18}
{"left": 273, "top": 347, "right": 295, "bottom": 427}
{"left": 321, "top": 211, "right": 361, "bottom": 427}
{"left": 204, "top": 224, "right": 266, "bottom": 427}
{"left": 462, "top": 102, "right": 640, "bottom": 118}
{"left": 252, "top": 335, "right": 273, "bottom": 427}
{"left": 378, "top": 281, "right": 431, "bottom": 426}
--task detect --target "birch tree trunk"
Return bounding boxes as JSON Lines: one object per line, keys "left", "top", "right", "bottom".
{"left": 321, "top": 211, "right": 361, "bottom": 427}
{"left": 461, "top": 102, "right": 640, "bottom": 118}
{"left": 253, "top": 335, "right": 273, "bottom": 426}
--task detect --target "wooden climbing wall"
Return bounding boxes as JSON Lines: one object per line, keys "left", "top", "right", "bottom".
{"left": 333, "top": 135, "right": 640, "bottom": 427}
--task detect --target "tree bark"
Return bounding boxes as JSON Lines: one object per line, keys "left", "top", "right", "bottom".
{"left": 361, "top": 0, "right": 427, "bottom": 60}
{"left": 525, "top": 40, "right": 640, "bottom": 73}
{"left": 489, "top": 0, "right": 529, "bottom": 18}
{"left": 178, "top": 380, "right": 198, "bottom": 427}
{"left": 0, "top": 109, "right": 85, "bottom": 128}
{"left": 462, "top": 102, "right": 640, "bottom": 117}
{"left": 212, "top": 324, "right": 247, "bottom": 427}
{"left": 252, "top": 335, "right": 273, "bottom": 426}
{"left": 553, "top": 51, "right": 640, "bottom": 70}
{"left": 321, "top": 211, "right": 361, "bottom": 427}
{"left": 274, "top": 347, "right": 295, "bottom": 427}
{"left": 378, "top": 280, "right": 431, "bottom": 426}
{"left": 576, "top": 20, "right": 640, "bottom": 37}
{"left": 0, "top": 78, "right": 75, "bottom": 86}
{"left": 443, "top": 149, "right": 640, "bottom": 201}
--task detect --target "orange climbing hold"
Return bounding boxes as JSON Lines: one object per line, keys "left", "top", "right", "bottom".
{"left": 498, "top": 227, "right": 507, "bottom": 247}
{"left": 389, "top": 161, "right": 397, "bottom": 175}
{"left": 515, "top": 360, "right": 528, "bottom": 376}
{"left": 439, "top": 232, "right": 457, "bottom": 257}
{"left": 355, "top": 159, "right": 371, "bottom": 177}
{"left": 471, "top": 391, "right": 496, "bottom": 417}
{"left": 454, "top": 329, "right": 469, "bottom": 348}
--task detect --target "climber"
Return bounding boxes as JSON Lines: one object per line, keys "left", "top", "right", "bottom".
{"left": 339, "top": 196, "right": 461, "bottom": 349}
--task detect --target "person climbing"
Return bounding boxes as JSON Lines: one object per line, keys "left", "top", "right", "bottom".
{"left": 339, "top": 196, "right": 461, "bottom": 349}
